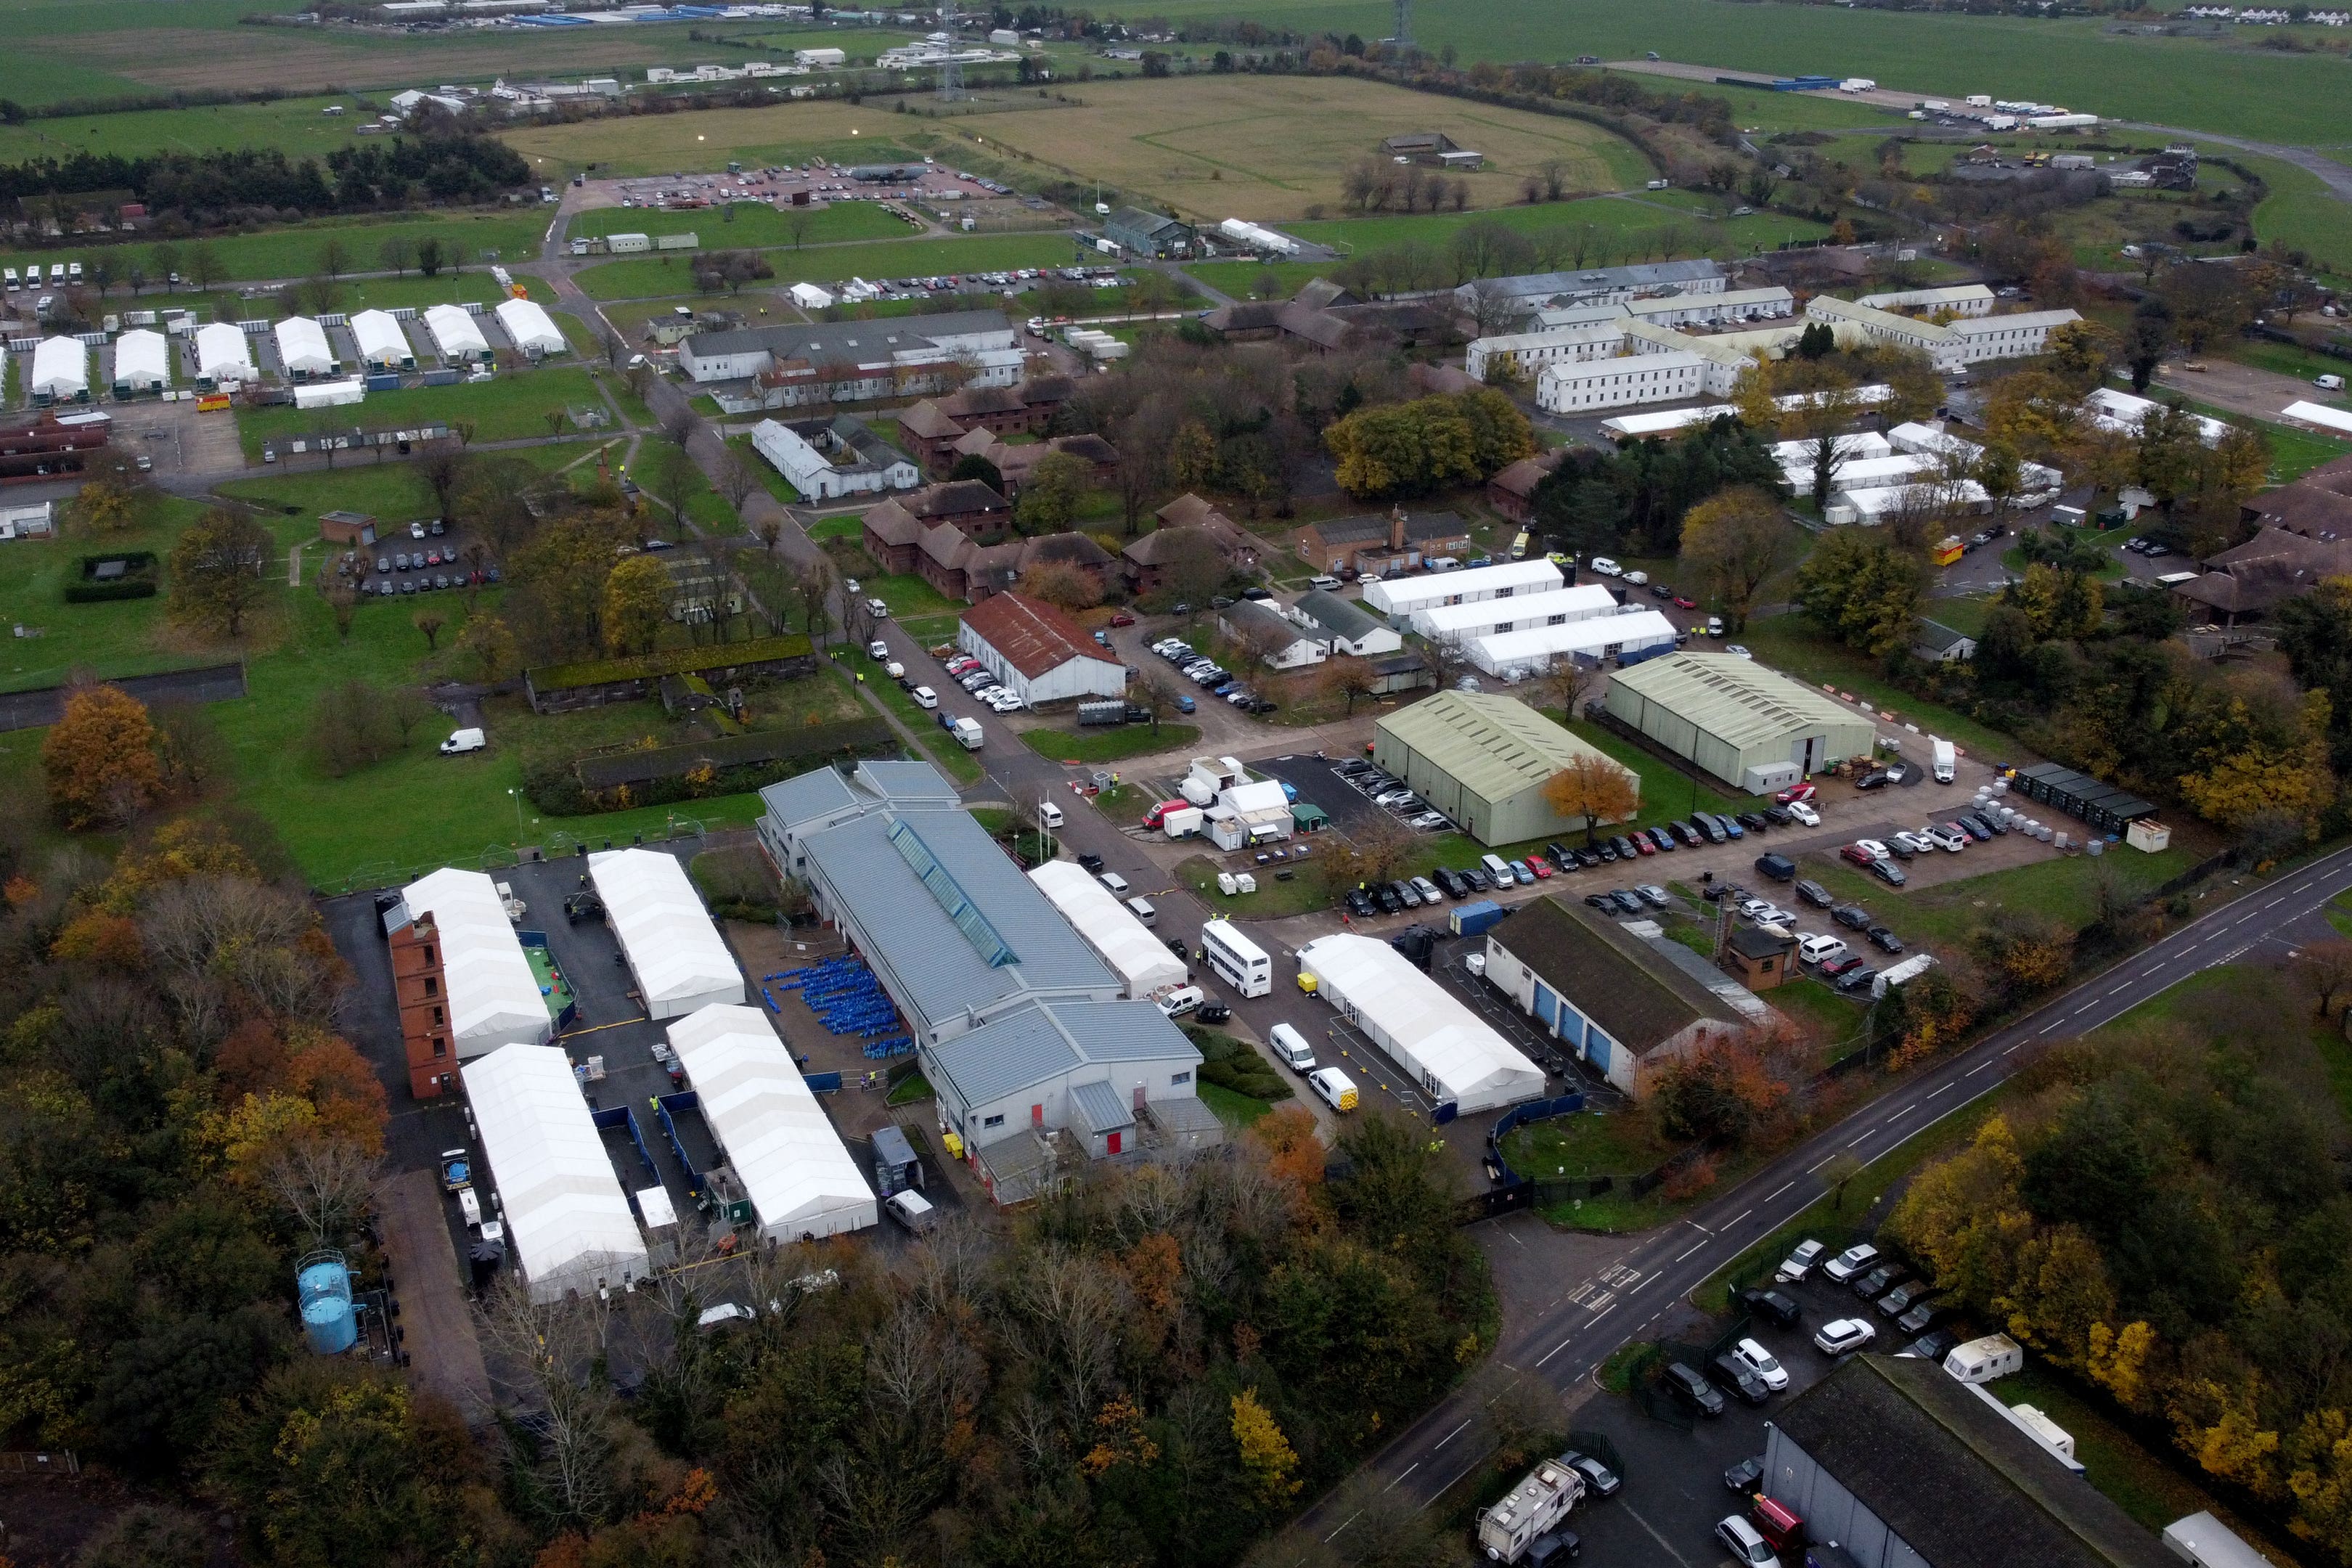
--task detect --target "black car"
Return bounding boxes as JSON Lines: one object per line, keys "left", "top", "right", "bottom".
{"left": 1736, "top": 812, "right": 1768, "bottom": 833}
{"left": 1795, "top": 879, "right": 1832, "bottom": 908}
{"left": 1198, "top": 1001, "right": 1232, "bottom": 1024}
{"left": 1832, "top": 905, "right": 1872, "bottom": 931}
{"left": 1584, "top": 892, "right": 1613, "bottom": 909}
{"left": 1836, "top": 965, "right": 1880, "bottom": 994}
{"left": 1559, "top": 1450, "right": 1620, "bottom": 1498}
{"left": 1887, "top": 836, "right": 1916, "bottom": 860}
{"left": 1740, "top": 1287, "right": 1802, "bottom": 1328}
{"left": 1763, "top": 804, "right": 1793, "bottom": 826}
{"left": 1723, "top": 1456, "right": 1765, "bottom": 1493}
{"left": 1595, "top": 841, "right": 1619, "bottom": 863}
{"left": 1855, "top": 769, "right": 1892, "bottom": 791}
{"left": 1608, "top": 889, "right": 1645, "bottom": 915}
{"left": 1674, "top": 820, "right": 1703, "bottom": 847}
{"left": 1869, "top": 859, "right": 1908, "bottom": 887}
{"left": 1755, "top": 852, "right": 1797, "bottom": 881}
{"left": 1389, "top": 879, "right": 1421, "bottom": 910}
{"left": 1708, "top": 1353, "right": 1772, "bottom": 1406}
{"left": 1852, "top": 1262, "right": 1908, "bottom": 1300}
{"left": 1958, "top": 815, "right": 1993, "bottom": 842}
{"left": 1373, "top": 883, "right": 1404, "bottom": 915}
{"left": 1525, "top": 1530, "right": 1581, "bottom": 1568}
{"left": 1345, "top": 888, "right": 1376, "bottom": 918}
{"left": 1980, "top": 811, "right": 2007, "bottom": 836}
{"left": 1898, "top": 1300, "right": 1954, "bottom": 1336}
{"left": 1461, "top": 865, "right": 1491, "bottom": 891}
{"left": 1610, "top": 835, "right": 1641, "bottom": 859}
{"left": 1662, "top": 1360, "right": 1726, "bottom": 1417}
{"left": 1166, "top": 936, "right": 1191, "bottom": 958}
{"left": 1435, "top": 867, "right": 1469, "bottom": 899}
{"left": 1868, "top": 926, "right": 1904, "bottom": 953}
{"left": 1691, "top": 814, "right": 1726, "bottom": 844}
{"left": 1078, "top": 852, "right": 1106, "bottom": 873}
{"left": 1546, "top": 842, "right": 1574, "bottom": 869}
{"left": 1909, "top": 1328, "right": 1961, "bottom": 1363}
{"left": 1879, "top": 1279, "right": 1942, "bottom": 1317}
{"left": 1649, "top": 580, "right": 1674, "bottom": 599}
{"left": 1568, "top": 845, "right": 1598, "bottom": 868}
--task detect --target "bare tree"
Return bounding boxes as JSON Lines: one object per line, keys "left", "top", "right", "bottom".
{"left": 717, "top": 443, "right": 759, "bottom": 514}
{"left": 267, "top": 1135, "right": 379, "bottom": 1251}
{"left": 2290, "top": 939, "right": 2352, "bottom": 1019}
{"left": 1319, "top": 656, "right": 1377, "bottom": 716}
{"left": 1006, "top": 1248, "right": 1128, "bottom": 1425}
{"left": 378, "top": 234, "right": 416, "bottom": 277}
{"left": 662, "top": 404, "right": 700, "bottom": 449}
{"left": 474, "top": 1274, "right": 618, "bottom": 1529}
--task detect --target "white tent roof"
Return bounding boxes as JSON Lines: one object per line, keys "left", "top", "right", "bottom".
{"left": 195, "top": 322, "right": 256, "bottom": 382}
{"left": 1413, "top": 583, "right": 1617, "bottom": 638}
{"left": 462, "top": 1044, "right": 648, "bottom": 1302}
{"left": 494, "top": 297, "right": 565, "bottom": 355}
{"left": 424, "top": 302, "right": 488, "bottom": 359}
{"left": 274, "top": 316, "right": 334, "bottom": 375}
{"left": 1364, "top": 558, "right": 1562, "bottom": 617}
{"left": 588, "top": 848, "right": 744, "bottom": 1018}
{"left": 1767, "top": 431, "right": 1889, "bottom": 467}
{"left": 113, "top": 328, "right": 168, "bottom": 388}
{"left": 1470, "top": 609, "right": 1678, "bottom": 677}
{"left": 1029, "top": 859, "right": 1187, "bottom": 998}
{"left": 30, "top": 337, "right": 86, "bottom": 399}
{"left": 351, "top": 309, "right": 410, "bottom": 367}
{"left": 2284, "top": 399, "right": 2352, "bottom": 437}
{"left": 666, "top": 1004, "right": 875, "bottom": 1241}
{"left": 1295, "top": 934, "right": 1543, "bottom": 1114}
{"left": 401, "top": 867, "right": 552, "bottom": 1053}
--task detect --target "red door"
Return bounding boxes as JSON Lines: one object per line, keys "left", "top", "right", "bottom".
{"left": 1107, "top": 1131, "right": 1122, "bottom": 1156}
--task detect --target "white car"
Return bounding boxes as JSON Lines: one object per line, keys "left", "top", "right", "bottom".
{"left": 1787, "top": 801, "right": 1820, "bottom": 827}
{"left": 1725, "top": 645, "right": 1753, "bottom": 659}
{"left": 1926, "top": 825, "right": 1969, "bottom": 852}
{"left": 1717, "top": 1516, "right": 1776, "bottom": 1567}
{"left": 1588, "top": 556, "right": 1623, "bottom": 577}
{"left": 867, "top": 639, "right": 889, "bottom": 658}
{"left": 1776, "top": 1239, "right": 1824, "bottom": 1282}
{"left": 1814, "top": 1318, "right": 1877, "bottom": 1355}
{"left": 1797, "top": 934, "right": 1848, "bottom": 966}
{"left": 1732, "top": 1337, "right": 1789, "bottom": 1392}
{"left": 1704, "top": 616, "right": 1725, "bottom": 637}
{"left": 1822, "top": 1242, "right": 1880, "bottom": 1283}
{"left": 1098, "top": 870, "right": 1130, "bottom": 894}
{"left": 1853, "top": 838, "right": 1891, "bottom": 861}
{"left": 1892, "top": 829, "right": 1935, "bottom": 854}
{"left": 1736, "top": 897, "right": 1776, "bottom": 921}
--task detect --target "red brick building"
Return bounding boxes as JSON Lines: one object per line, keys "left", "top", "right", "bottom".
{"left": 391, "top": 916, "right": 460, "bottom": 1099}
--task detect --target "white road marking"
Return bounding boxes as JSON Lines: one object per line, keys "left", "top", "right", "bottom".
{"left": 1535, "top": 1337, "right": 1575, "bottom": 1368}
{"left": 1630, "top": 1273, "right": 1656, "bottom": 1294}
{"left": 1381, "top": 1462, "right": 1419, "bottom": 1493}
{"left": 1432, "top": 1418, "right": 1471, "bottom": 1451}
{"left": 1587, "top": 1302, "right": 1617, "bottom": 1326}
{"left": 1807, "top": 1153, "right": 1837, "bottom": 1172}
{"left": 1927, "top": 1083, "right": 1953, "bottom": 1098}
{"left": 2004, "top": 1042, "right": 2022, "bottom": 1054}
{"left": 1321, "top": 1509, "right": 1363, "bottom": 1543}
{"left": 1766, "top": 1180, "right": 1795, "bottom": 1200}
{"left": 1846, "top": 1124, "right": 1879, "bottom": 1147}
{"left": 1675, "top": 1239, "right": 1707, "bottom": 1262}
{"left": 1726, "top": 1209, "right": 1752, "bottom": 1228}
{"left": 1967, "top": 1060, "right": 1994, "bottom": 1075}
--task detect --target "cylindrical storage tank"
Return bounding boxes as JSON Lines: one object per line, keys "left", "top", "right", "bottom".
{"left": 2087, "top": 838, "right": 2104, "bottom": 857}
{"left": 296, "top": 1253, "right": 357, "bottom": 1355}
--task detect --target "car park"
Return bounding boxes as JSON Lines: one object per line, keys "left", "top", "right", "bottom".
{"left": 1814, "top": 1318, "right": 1877, "bottom": 1355}
{"left": 1662, "top": 1360, "right": 1726, "bottom": 1417}
{"left": 1777, "top": 1240, "right": 1824, "bottom": 1282}
{"left": 1822, "top": 1243, "right": 1879, "bottom": 1282}
{"left": 1731, "top": 1338, "right": 1789, "bottom": 1392}
{"left": 1869, "top": 860, "right": 1908, "bottom": 886}
{"left": 1707, "top": 1353, "right": 1771, "bottom": 1405}
{"left": 1741, "top": 1288, "right": 1802, "bottom": 1328}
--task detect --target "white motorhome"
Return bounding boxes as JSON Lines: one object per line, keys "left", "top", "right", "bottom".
{"left": 1944, "top": 1333, "right": 2023, "bottom": 1384}
{"left": 1474, "top": 1457, "right": 1585, "bottom": 1563}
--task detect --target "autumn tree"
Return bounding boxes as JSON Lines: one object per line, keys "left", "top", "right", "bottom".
{"left": 412, "top": 609, "right": 445, "bottom": 652}
{"left": 602, "top": 554, "right": 671, "bottom": 656}
{"left": 2289, "top": 939, "right": 2352, "bottom": 1019}
{"left": 1230, "top": 1389, "right": 1301, "bottom": 1506}
{"left": 1794, "top": 528, "right": 1925, "bottom": 657}
{"left": 1318, "top": 656, "right": 1378, "bottom": 716}
{"left": 1019, "top": 558, "right": 1102, "bottom": 613}
{"left": 166, "top": 506, "right": 274, "bottom": 639}
{"left": 1681, "top": 486, "right": 1790, "bottom": 633}
{"left": 1015, "top": 451, "right": 1090, "bottom": 536}
{"left": 307, "top": 679, "right": 405, "bottom": 777}
{"left": 316, "top": 568, "right": 359, "bottom": 640}
{"left": 42, "top": 682, "right": 161, "bottom": 829}
{"left": 1540, "top": 753, "right": 1640, "bottom": 845}
{"left": 70, "top": 473, "right": 138, "bottom": 535}
{"left": 1971, "top": 910, "right": 2076, "bottom": 1003}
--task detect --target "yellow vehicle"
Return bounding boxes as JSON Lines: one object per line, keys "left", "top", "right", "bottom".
{"left": 1297, "top": 971, "right": 1319, "bottom": 995}
{"left": 1510, "top": 530, "right": 1531, "bottom": 559}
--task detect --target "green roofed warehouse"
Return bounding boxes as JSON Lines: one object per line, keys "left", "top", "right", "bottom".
{"left": 1372, "top": 690, "right": 1636, "bottom": 847}
{"left": 1604, "top": 652, "right": 1874, "bottom": 794}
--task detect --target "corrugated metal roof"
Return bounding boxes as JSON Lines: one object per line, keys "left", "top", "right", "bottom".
{"left": 1493, "top": 897, "right": 1748, "bottom": 1056}
{"left": 1610, "top": 653, "right": 1860, "bottom": 751}
{"left": 1376, "top": 690, "right": 1625, "bottom": 804}
{"left": 1070, "top": 1077, "right": 1134, "bottom": 1135}
{"left": 926, "top": 1000, "right": 1199, "bottom": 1107}
{"left": 963, "top": 591, "right": 1119, "bottom": 680}
{"left": 757, "top": 766, "right": 862, "bottom": 833}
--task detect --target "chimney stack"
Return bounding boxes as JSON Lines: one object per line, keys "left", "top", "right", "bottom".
{"left": 1389, "top": 505, "right": 1407, "bottom": 552}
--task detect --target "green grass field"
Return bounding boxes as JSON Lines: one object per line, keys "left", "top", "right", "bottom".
{"left": 1, "top": 211, "right": 553, "bottom": 293}
{"left": 234, "top": 367, "right": 605, "bottom": 460}
{"left": 1286, "top": 197, "right": 1830, "bottom": 258}
{"left": 0, "top": 92, "right": 367, "bottom": 164}
{"left": 1022, "top": 722, "right": 1201, "bottom": 764}
{"left": 571, "top": 231, "right": 1082, "bottom": 301}
{"left": 568, "top": 200, "right": 916, "bottom": 248}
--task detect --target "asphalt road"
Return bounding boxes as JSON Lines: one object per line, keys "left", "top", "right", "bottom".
{"left": 1303, "top": 838, "right": 2352, "bottom": 1543}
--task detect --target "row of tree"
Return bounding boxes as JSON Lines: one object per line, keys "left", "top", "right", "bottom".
{"left": 0, "top": 133, "right": 529, "bottom": 220}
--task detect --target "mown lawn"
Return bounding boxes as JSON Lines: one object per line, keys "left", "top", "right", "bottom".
{"left": 1021, "top": 722, "right": 1199, "bottom": 764}
{"left": 2, "top": 210, "right": 552, "bottom": 291}
{"left": 1796, "top": 840, "right": 2201, "bottom": 951}
{"left": 234, "top": 367, "right": 606, "bottom": 460}
{"left": 1736, "top": 613, "right": 2015, "bottom": 759}
{"left": 1501, "top": 1105, "right": 1675, "bottom": 1180}
{"left": 569, "top": 200, "right": 914, "bottom": 247}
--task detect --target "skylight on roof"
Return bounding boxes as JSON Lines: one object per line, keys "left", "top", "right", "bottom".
{"left": 888, "top": 818, "right": 1016, "bottom": 968}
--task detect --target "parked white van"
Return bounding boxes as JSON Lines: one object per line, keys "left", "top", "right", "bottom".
{"left": 1797, "top": 934, "right": 1847, "bottom": 967}
{"left": 438, "top": 727, "right": 486, "bottom": 756}
{"left": 1158, "top": 985, "right": 1206, "bottom": 1019}
{"left": 1125, "top": 896, "right": 1156, "bottom": 925}
{"left": 1268, "top": 1022, "right": 1316, "bottom": 1071}
{"left": 883, "top": 1188, "right": 939, "bottom": 1234}
{"left": 1481, "top": 852, "right": 1514, "bottom": 884}
{"left": 1037, "top": 801, "right": 1065, "bottom": 830}
{"left": 911, "top": 685, "right": 939, "bottom": 709}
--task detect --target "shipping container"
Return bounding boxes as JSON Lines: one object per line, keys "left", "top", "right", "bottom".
{"left": 1450, "top": 899, "right": 1504, "bottom": 938}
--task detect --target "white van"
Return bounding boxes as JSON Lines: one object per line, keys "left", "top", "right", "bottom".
{"left": 1158, "top": 985, "right": 1205, "bottom": 1019}
{"left": 1037, "top": 801, "right": 1065, "bottom": 830}
{"left": 1797, "top": 934, "right": 1847, "bottom": 966}
{"left": 1480, "top": 852, "right": 1514, "bottom": 884}
{"left": 2, "top": 269, "right": 15, "bottom": 290}
{"left": 1125, "top": 895, "right": 1156, "bottom": 925}
{"left": 1269, "top": 1022, "right": 1316, "bottom": 1071}
{"left": 2319, "top": 373, "right": 2347, "bottom": 392}
{"left": 1098, "top": 870, "right": 1130, "bottom": 894}
{"left": 911, "top": 685, "right": 939, "bottom": 709}
{"left": 1308, "top": 1066, "right": 1358, "bottom": 1111}
{"left": 883, "top": 1188, "right": 939, "bottom": 1234}
{"left": 438, "top": 726, "right": 486, "bottom": 756}
{"left": 865, "top": 596, "right": 890, "bottom": 619}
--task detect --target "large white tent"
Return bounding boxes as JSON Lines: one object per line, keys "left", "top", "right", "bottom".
{"left": 495, "top": 297, "right": 566, "bottom": 357}
{"left": 1294, "top": 934, "right": 1544, "bottom": 1114}
{"left": 274, "top": 316, "right": 335, "bottom": 379}
{"left": 1028, "top": 859, "right": 1186, "bottom": 1000}
{"left": 111, "top": 328, "right": 168, "bottom": 395}
{"left": 588, "top": 848, "right": 744, "bottom": 1019}
{"left": 1365, "top": 558, "right": 1562, "bottom": 620}
{"left": 195, "top": 322, "right": 256, "bottom": 385}
{"left": 351, "top": 309, "right": 413, "bottom": 370}
{"left": 463, "top": 1044, "right": 649, "bottom": 1303}
{"left": 1469, "top": 610, "right": 1679, "bottom": 681}
{"left": 30, "top": 337, "right": 86, "bottom": 404}
{"left": 667, "top": 1004, "right": 875, "bottom": 1241}
{"left": 424, "top": 303, "right": 489, "bottom": 363}
{"left": 1411, "top": 583, "right": 1618, "bottom": 641}
{"left": 401, "top": 867, "right": 555, "bottom": 1058}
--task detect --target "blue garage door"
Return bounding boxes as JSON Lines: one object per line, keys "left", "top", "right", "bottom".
{"left": 1556, "top": 1000, "right": 1588, "bottom": 1053}
{"left": 1533, "top": 983, "right": 1557, "bottom": 1028}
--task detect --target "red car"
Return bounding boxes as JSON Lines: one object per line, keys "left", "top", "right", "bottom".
{"left": 1673, "top": 594, "right": 1698, "bottom": 610}
{"left": 1776, "top": 783, "right": 1818, "bottom": 806}
{"left": 1631, "top": 833, "right": 1655, "bottom": 854}
{"left": 1526, "top": 854, "right": 1553, "bottom": 878}
{"left": 1821, "top": 952, "right": 1866, "bottom": 976}
{"left": 1839, "top": 843, "right": 1875, "bottom": 867}
{"left": 1108, "top": 612, "right": 1135, "bottom": 626}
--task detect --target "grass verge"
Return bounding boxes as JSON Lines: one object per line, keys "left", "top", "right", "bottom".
{"left": 1020, "top": 722, "right": 1199, "bottom": 764}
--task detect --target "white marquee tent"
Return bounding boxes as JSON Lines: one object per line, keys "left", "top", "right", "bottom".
{"left": 588, "top": 848, "right": 745, "bottom": 1019}
{"left": 274, "top": 316, "right": 335, "bottom": 378}
{"left": 1365, "top": 558, "right": 1562, "bottom": 620}
{"left": 195, "top": 322, "right": 256, "bottom": 385}
{"left": 1294, "top": 934, "right": 1544, "bottom": 1114}
{"left": 111, "top": 328, "right": 169, "bottom": 395}
{"left": 424, "top": 302, "right": 489, "bottom": 363}
{"left": 1411, "top": 583, "right": 1617, "bottom": 641}
{"left": 495, "top": 297, "right": 566, "bottom": 357}
{"left": 463, "top": 1044, "right": 648, "bottom": 1302}
{"left": 667, "top": 1004, "right": 875, "bottom": 1241}
{"left": 30, "top": 337, "right": 86, "bottom": 403}
{"left": 400, "top": 867, "right": 553, "bottom": 1058}
{"left": 351, "top": 309, "right": 413, "bottom": 370}
{"left": 1471, "top": 610, "right": 1679, "bottom": 681}
{"left": 1028, "top": 859, "right": 1186, "bottom": 999}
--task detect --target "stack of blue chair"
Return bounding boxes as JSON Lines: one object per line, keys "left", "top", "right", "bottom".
{"left": 862, "top": 1035, "right": 914, "bottom": 1060}
{"left": 791, "top": 957, "right": 902, "bottom": 1037}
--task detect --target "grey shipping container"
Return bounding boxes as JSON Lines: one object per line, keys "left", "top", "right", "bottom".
{"left": 871, "top": 1124, "right": 922, "bottom": 1196}
{"left": 1077, "top": 698, "right": 1127, "bottom": 726}
{"left": 420, "top": 368, "right": 460, "bottom": 387}
{"left": 1450, "top": 899, "right": 1504, "bottom": 938}
{"left": 364, "top": 372, "right": 401, "bottom": 392}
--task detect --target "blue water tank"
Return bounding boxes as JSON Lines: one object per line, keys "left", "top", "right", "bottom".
{"left": 297, "top": 1254, "right": 357, "bottom": 1356}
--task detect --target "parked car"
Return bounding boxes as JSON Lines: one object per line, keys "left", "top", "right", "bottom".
{"left": 1731, "top": 1337, "right": 1789, "bottom": 1392}
{"left": 1836, "top": 966, "right": 1881, "bottom": 994}
{"left": 1391, "top": 878, "right": 1421, "bottom": 909}
{"left": 1908, "top": 1327, "right": 1962, "bottom": 1363}
{"left": 1794, "top": 879, "right": 1832, "bottom": 908}
{"left": 1776, "top": 1240, "right": 1824, "bottom": 1282}
{"left": 1821, "top": 953, "right": 1866, "bottom": 977}
{"left": 1832, "top": 905, "right": 1873, "bottom": 931}
{"left": 1869, "top": 859, "right": 1908, "bottom": 886}
{"left": 1814, "top": 1318, "right": 1877, "bottom": 1355}
{"left": 1776, "top": 783, "right": 1818, "bottom": 805}
{"left": 1707, "top": 1353, "right": 1771, "bottom": 1405}
{"left": 1526, "top": 854, "right": 1553, "bottom": 878}
{"left": 1822, "top": 1243, "right": 1880, "bottom": 1283}
{"left": 1787, "top": 801, "right": 1821, "bottom": 827}
{"left": 1344, "top": 888, "right": 1376, "bottom": 918}
{"left": 1373, "top": 883, "right": 1403, "bottom": 915}
{"left": 1868, "top": 926, "right": 1904, "bottom": 953}
{"left": 1635, "top": 884, "right": 1670, "bottom": 908}
{"left": 1410, "top": 876, "right": 1445, "bottom": 905}
{"left": 1850, "top": 1262, "right": 1908, "bottom": 1300}
{"left": 1740, "top": 1288, "right": 1802, "bottom": 1328}
{"left": 1722, "top": 1457, "right": 1765, "bottom": 1494}
{"left": 1662, "top": 1360, "right": 1726, "bottom": 1417}
{"left": 1879, "top": 1279, "right": 1940, "bottom": 1317}
{"left": 1716, "top": 1516, "right": 1777, "bottom": 1567}
{"left": 1559, "top": 1450, "right": 1620, "bottom": 1498}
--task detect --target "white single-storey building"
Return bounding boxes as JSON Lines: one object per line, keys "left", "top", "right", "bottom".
{"left": 462, "top": 1043, "right": 650, "bottom": 1302}
{"left": 1365, "top": 558, "right": 1562, "bottom": 620}
{"left": 1470, "top": 608, "right": 1679, "bottom": 679}
{"left": 587, "top": 848, "right": 746, "bottom": 1020}
{"left": 1412, "top": 582, "right": 1619, "bottom": 642}
{"left": 494, "top": 297, "right": 567, "bottom": 357}
{"left": 110, "top": 329, "right": 168, "bottom": 396}
{"left": 423, "top": 303, "right": 491, "bottom": 364}
{"left": 1537, "top": 351, "right": 1710, "bottom": 414}
{"left": 666, "top": 1003, "right": 875, "bottom": 1241}
{"left": 195, "top": 322, "right": 256, "bottom": 386}
{"left": 351, "top": 309, "right": 414, "bottom": 370}
{"left": 30, "top": 337, "right": 87, "bottom": 404}
{"left": 957, "top": 591, "right": 1125, "bottom": 705}
{"left": 1294, "top": 934, "right": 1545, "bottom": 1114}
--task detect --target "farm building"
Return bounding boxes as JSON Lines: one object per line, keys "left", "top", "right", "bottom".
{"left": 1410, "top": 582, "right": 1617, "bottom": 642}
{"left": 587, "top": 849, "right": 745, "bottom": 1019}
{"left": 1606, "top": 652, "right": 1874, "bottom": 793}
{"left": 194, "top": 322, "right": 256, "bottom": 386}
{"left": 1027, "top": 861, "right": 1187, "bottom": 1000}
{"left": 1103, "top": 206, "right": 1196, "bottom": 258}
{"left": 1914, "top": 620, "right": 1977, "bottom": 663}
{"left": 1380, "top": 131, "right": 1483, "bottom": 168}
{"left": 424, "top": 303, "right": 491, "bottom": 364}
{"left": 1365, "top": 558, "right": 1561, "bottom": 621}
{"left": 351, "top": 309, "right": 413, "bottom": 370}
{"left": 462, "top": 1043, "right": 650, "bottom": 1303}
{"left": 1467, "top": 610, "right": 1678, "bottom": 681}
{"left": 1483, "top": 895, "right": 1769, "bottom": 1097}
{"left": 1294, "top": 934, "right": 1543, "bottom": 1115}
{"left": 274, "top": 317, "right": 337, "bottom": 380}
{"left": 666, "top": 1004, "right": 875, "bottom": 1241}
{"left": 955, "top": 591, "right": 1125, "bottom": 706}
{"left": 1373, "top": 689, "right": 1636, "bottom": 846}
{"left": 30, "top": 338, "right": 87, "bottom": 404}
{"left": 110, "top": 329, "right": 168, "bottom": 396}
{"left": 496, "top": 297, "right": 567, "bottom": 357}
{"left": 388, "top": 867, "right": 553, "bottom": 1098}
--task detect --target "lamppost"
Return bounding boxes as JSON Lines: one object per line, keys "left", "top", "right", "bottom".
{"left": 507, "top": 786, "right": 525, "bottom": 836}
